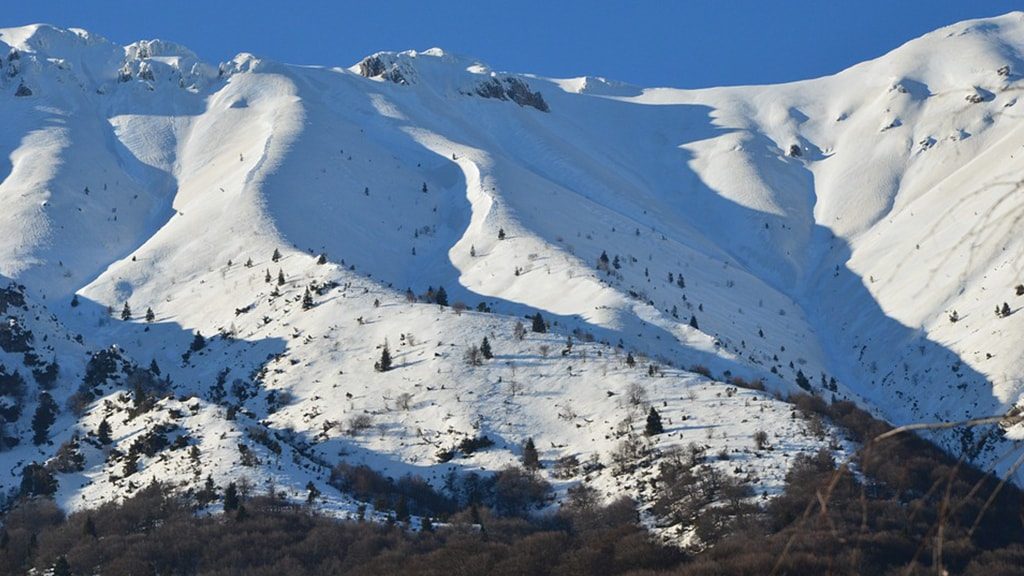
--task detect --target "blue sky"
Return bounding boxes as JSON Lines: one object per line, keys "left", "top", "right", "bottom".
{"left": 4, "top": 1, "right": 1023, "bottom": 87}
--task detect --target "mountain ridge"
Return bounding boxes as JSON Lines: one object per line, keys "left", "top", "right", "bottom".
{"left": 0, "top": 13, "right": 1023, "bottom": 540}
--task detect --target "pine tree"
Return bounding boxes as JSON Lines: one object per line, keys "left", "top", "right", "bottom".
{"left": 645, "top": 407, "right": 664, "bottom": 436}
{"left": 277, "top": 269, "right": 286, "bottom": 286}
{"left": 689, "top": 315, "right": 699, "bottom": 330}
{"left": 375, "top": 340, "right": 393, "bottom": 372}
{"left": 121, "top": 302, "right": 132, "bottom": 321}
{"left": 306, "top": 481, "right": 320, "bottom": 504}
{"left": 97, "top": 418, "right": 112, "bottom": 445}
{"left": 435, "top": 286, "right": 448, "bottom": 306}
{"left": 52, "top": 556, "right": 71, "bottom": 576}
{"left": 395, "top": 494, "right": 410, "bottom": 522}
{"left": 599, "top": 250, "right": 609, "bottom": 264}
{"left": 1001, "top": 302, "right": 1011, "bottom": 317}
{"left": 626, "top": 352, "right": 636, "bottom": 367}
{"left": 316, "top": 253, "right": 327, "bottom": 265}
{"left": 522, "top": 438, "right": 540, "bottom": 469}
{"left": 145, "top": 307, "right": 155, "bottom": 322}
{"left": 302, "top": 288, "right": 314, "bottom": 310}
{"left": 70, "top": 294, "right": 79, "bottom": 307}
{"left": 480, "top": 337, "right": 493, "bottom": 359}
{"left": 795, "top": 369, "right": 812, "bottom": 391}
{"left": 498, "top": 228, "right": 506, "bottom": 240}
{"left": 32, "top": 392, "right": 58, "bottom": 445}
{"left": 190, "top": 331, "right": 206, "bottom": 352}
{"left": 122, "top": 453, "right": 138, "bottom": 477}
{"left": 245, "top": 257, "right": 253, "bottom": 267}
{"left": 223, "top": 482, "right": 239, "bottom": 511}
{"left": 531, "top": 312, "right": 546, "bottom": 333}
{"left": 271, "top": 248, "right": 281, "bottom": 262}
{"left": 421, "top": 182, "right": 428, "bottom": 193}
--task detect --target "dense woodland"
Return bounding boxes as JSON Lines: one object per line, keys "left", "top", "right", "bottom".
{"left": 2, "top": 397, "right": 1022, "bottom": 576}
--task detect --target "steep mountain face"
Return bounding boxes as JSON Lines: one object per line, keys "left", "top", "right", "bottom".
{"left": 1, "top": 14, "right": 1023, "bottom": 531}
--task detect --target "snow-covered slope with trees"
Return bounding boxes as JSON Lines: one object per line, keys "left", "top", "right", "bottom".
{"left": 1, "top": 13, "right": 1024, "bottom": 537}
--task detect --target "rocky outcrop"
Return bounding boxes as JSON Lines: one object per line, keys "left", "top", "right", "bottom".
{"left": 473, "top": 76, "right": 548, "bottom": 112}
{"left": 357, "top": 55, "right": 409, "bottom": 85}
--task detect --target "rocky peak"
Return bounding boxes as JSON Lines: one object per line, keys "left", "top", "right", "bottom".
{"left": 357, "top": 53, "right": 411, "bottom": 85}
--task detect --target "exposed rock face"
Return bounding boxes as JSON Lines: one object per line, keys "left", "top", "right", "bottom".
{"left": 358, "top": 55, "right": 409, "bottom": 85}
{"left": 474, "top": 76, "right": 548, "bottom": 112}
{"left": 359, "top": 55, "right": 387, "bottom": 78}
{"left": 14, "top": 83, "right": 31, "bottom": 97}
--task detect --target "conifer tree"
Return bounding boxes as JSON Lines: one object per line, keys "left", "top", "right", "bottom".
{"left": 435, "top": 286, "right": 449, "bottom": 306}
{"left": 277, "top": 269, "right": 286, "bottom": 286}
{"left": 522, "top": 437, "right": 540, "bottom": 470}
{"left": 70, "top": 294, "right": 79, "bottom": 307}
{"left": 83, "top": 515, "right": 97, "bottom": 538}
{"left": 689, "top": 315, "right": 699, "bottom": 330}
{"left": 121, "top": 302, "right": 132, "bottom": 321}
{"left": 316, "top": 253, "right": 327, "bottom": 265}
{"left": 190, "top": 331, "right": 206, "bottom": 352}
{"left": 421, "top": 182, "right": 428, "bottom": 193}
{"left": 626, "top": 352, "right": 636, "bottom": 367}
{"left": 498, "top": 228, "right": 506, "bottom": 240}
{"left": 224, "top": 482, "right": 239, "bottom": 511}
{"left": 271, "top": 248, "right": 281, "bottom": 262}
{"left": 264, "top": 269, "right": 272, "bottom": 283}
{"left": 97, "top": 418, "right": 112, "bottom": 445}
{"left": 149, "top": 359, "right": 161, "bottom": 375}
{"left": 32, "top": 392, "right": 59, "bottom": 445}
{"left": 122, "top": 453, "right": 138, "bottom": 477}
{"left": 645, "top": 406, "right": 664, "bottom": 436}
{"left": 145, "top": 307, "right": 155, "bottom": 322}
{"left": 52, "top": 556, "right": 71, "bottom": 576}
{"left": 531, "top": 312, "right": 546, "bottom": 333}
{"left": 375, "top": 340, "right": 393, "bottom": 372}
{"left": 302, "top": 288, "right": 314, "bottom": 310}
{"left": 795, "top": 369, "right": 812, "bottom": 391}
{"left": 480, "top": 336, "right": 493, "bottom": 360}
{"left": 396, "top": 494, "right": 410, "bottom": 522}
{"left": 306, "top": 481, "right": 320, "bottom": 504}
{"left": 245, "top": 257, "right": 253, "bottom": 267}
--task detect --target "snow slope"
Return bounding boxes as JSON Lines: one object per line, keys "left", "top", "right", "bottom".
{"left": 1, "top": 13, "right": 1024, "bottom": 531}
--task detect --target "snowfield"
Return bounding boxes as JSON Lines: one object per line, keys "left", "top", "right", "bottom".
{"left": 2, "top": 12, "right": 1024, "bottom": 540}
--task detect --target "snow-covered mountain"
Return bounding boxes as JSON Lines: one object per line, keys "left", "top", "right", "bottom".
{"left": 1, "top": 13, "right": 1024, "bottom": 533}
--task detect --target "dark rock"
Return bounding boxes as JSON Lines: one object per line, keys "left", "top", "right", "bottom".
{"left": 474, "top": 76, "right": 548, "bottom": 112}
{"left": 358, "top": 55, "right": 408, "bottom": 85}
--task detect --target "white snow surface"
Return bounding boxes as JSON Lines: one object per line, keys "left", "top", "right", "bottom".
{"left": 2, "top": 13, "right": 1024, "bottom": 533}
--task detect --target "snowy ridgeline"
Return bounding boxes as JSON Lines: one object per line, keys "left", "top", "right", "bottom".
{"left": 1, "top": 12, "right": 1024, "bottom": 540}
